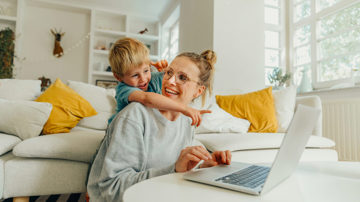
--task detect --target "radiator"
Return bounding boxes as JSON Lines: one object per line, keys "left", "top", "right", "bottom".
{"left": 322, "top": 99, "right": 360, "bottom": 161}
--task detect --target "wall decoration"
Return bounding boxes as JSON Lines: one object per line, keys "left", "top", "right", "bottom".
{"left": 24, "top": 32, "right": 90, "bottom": 63}
{"left": 95, "top": 80, "right": 118, "bottom": 89}
{"left": 0, "top": 28, "right": 15, "bottom": 79}
{"left": 50, "top": 28, "right": 65, "bottom": 58}
{"left": 138, "top": 28, "right": 148, "bottom": 34}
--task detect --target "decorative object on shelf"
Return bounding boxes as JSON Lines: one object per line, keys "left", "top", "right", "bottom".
{"left": 0, "top": 28, "right": 15, "bottom": 79}
{"left": 138, "top": 28, "right": 148, "bottom": 34}
{"left": 95, "top": 40, "right": 107, "bottom": 50}
{"left": 145, "top": 44, "right": 151, "bottom": 52}
{"left": 38, "top": 76, "right": 52, "bottom": 91}
{"left": 0, "top": 5, "right": 5, "bottom": 15}
{"left": 0, "top": 5, "right": 11, "bottom": 16}
{"left": 267, "top": 67, "right": 291, "bottom": 89}
{"left": 109, "top": 42, "right": 114, "bottom": 50}
{"left": 106, "top": 66, "right": 112, "bottom": 72}
{"left": 95, "top": 80, "right": 118, "bottom": 89}
{"left": 50, "top": 28, "right": 65, "bottom": 58}
{"left": 298, "top": 67, "right": 312, "bottom": 93}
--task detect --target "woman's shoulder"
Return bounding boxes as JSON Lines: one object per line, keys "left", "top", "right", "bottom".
{"left": 121, "top": 102, "right": 149, "bottom": 116}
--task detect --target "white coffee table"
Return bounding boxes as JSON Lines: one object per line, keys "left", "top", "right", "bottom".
{"left": 124, "top": 161, "right": 360, "bottom": 202}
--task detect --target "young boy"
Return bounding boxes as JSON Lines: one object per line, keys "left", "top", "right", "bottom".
{"left": 107, "top": 37, "right": 210, "bottom": 126}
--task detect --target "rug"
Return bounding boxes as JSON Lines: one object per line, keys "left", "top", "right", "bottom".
{"left": 1, "top": 193, "right": 86, "bottom": 202}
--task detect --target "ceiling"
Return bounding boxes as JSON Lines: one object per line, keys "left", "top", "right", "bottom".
{"left": 59, "top": 0, "right": 175, "bottom": 18}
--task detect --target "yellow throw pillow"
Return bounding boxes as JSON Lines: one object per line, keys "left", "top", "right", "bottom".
{"left": 216, "top": 87, "right": 278, "bottom": 133}
{"left": 36, "top": 78, "right": 97, "bottom": 134}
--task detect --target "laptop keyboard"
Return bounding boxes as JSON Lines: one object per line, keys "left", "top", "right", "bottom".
{"left": 215, "top": 165, "right": 270, "bottom": 189}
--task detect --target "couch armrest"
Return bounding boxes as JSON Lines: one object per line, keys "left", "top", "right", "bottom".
{"left": 295, "top": 95, "right": 322, "bottom": 136}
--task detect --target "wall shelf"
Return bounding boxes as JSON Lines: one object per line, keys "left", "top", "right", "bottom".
{"left": 0, "top": 15, "right": 17, "bottom": 22}
{"left": 92, "top": 71, "right": 113, "bottom": 77}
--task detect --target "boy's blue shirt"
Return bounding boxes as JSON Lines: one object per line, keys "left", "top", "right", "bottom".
{"left": 108, "top": 71, "right": 164, "bottom": 124}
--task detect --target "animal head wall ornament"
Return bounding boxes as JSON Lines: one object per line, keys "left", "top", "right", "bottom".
{"left": 50, "top": 28, "right": 65, "bottom": 58}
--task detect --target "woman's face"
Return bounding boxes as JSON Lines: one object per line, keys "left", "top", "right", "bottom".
{"left": 162, "top": 57, "right": 205, "bottom": 105}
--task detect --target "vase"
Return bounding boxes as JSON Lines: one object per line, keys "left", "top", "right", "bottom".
{"left": 298, "top": 69, "right": 312, "bottom": 93}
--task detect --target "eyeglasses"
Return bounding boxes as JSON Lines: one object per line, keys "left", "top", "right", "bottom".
{"left": 163, "top": 68, "right": 200, "bottom": 85}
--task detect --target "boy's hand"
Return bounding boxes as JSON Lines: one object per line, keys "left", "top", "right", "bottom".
{"left": 151, "top": 60, "right": 168, "bottom": 72}
{"left": 183, "top": 106, "right": 211, "bottom": 127}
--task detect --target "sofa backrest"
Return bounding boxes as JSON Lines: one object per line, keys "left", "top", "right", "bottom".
{"left": 295, "top": 95, "right": 322, "bottom": 136}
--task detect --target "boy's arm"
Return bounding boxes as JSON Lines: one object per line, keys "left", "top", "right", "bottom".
{"left": 128, "top": 91, "right": 211, "bottom": 127}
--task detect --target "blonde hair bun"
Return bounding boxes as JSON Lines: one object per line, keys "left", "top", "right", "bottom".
{"left": 200, "top": 50, "right": 217, "bottom": 67}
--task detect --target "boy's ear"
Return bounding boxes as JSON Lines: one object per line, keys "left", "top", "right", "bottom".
{"left": 113, "top": 72, "right": 122, "bottom": 82}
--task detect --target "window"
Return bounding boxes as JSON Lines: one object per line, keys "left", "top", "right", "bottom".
{"left": 290, "top": 0, "right": 360, "bottom": 89}
{"left": 264, "top": 0, "right": 286, "bottom": 86}
{"left": 161, "top": 6, "right": 180, "bottom": 62}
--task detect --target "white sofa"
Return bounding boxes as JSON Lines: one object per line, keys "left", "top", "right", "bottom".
{"left": 0, "top": 79, "right": 338, "bottom": 200}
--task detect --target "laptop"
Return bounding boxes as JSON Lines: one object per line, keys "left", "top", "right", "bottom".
{"left": 183, "top": 104, "right": 320, "bottom": 195}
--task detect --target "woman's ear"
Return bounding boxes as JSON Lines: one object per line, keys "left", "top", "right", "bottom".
{"left": 193, "top": 85, "right": 205, "bottom": 99}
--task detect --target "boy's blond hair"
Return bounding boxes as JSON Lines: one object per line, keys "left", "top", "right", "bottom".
{"left": 109, "top": 38, "right": 150, "bottom": 78}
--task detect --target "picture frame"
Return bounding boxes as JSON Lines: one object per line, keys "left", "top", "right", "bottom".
{"left": 95, "top": 80, "right": 118, "bottom": 89}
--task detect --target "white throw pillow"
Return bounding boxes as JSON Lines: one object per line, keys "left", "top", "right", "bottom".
{"left": 0, "top": 79, "right": 41, "bottom": 100}
{"left": 0, "top": 133, "right": 22, "bottom": 155}
{"left": 0, "top": 99, "right": 52, "bottom": 140}
{"left": 68, "top": 80, "right": 116, "bottom": 130}
{"left": 272, "top": 86, "right": 297, "bottom": 132}
{"left": 195, "top": 103, "right": 250, "bottom": 134}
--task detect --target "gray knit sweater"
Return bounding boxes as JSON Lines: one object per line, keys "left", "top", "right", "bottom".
{"left": 87, "top": 102, "right": 194, "bottom": 202}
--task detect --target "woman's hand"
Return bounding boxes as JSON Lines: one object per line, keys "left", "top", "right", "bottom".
{"left": 175, "top": 146, "right": 212, "bottom": 172}
{"left": 151, "top": 60, "right": 168, "bottom": 72}
{"left": 183, "top": 106, "right": 211, "bottom": 127}
{"left": 200, "top": 150, "right": 232, "bottom": 168}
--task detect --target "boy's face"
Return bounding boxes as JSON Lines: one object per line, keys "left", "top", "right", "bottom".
{"left": 120, "top": 63, "right": 151, "bottom": 91}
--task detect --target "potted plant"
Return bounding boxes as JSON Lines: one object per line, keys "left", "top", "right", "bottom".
{"left": 267, "top": 67, "right": 291, "bottom": 89}
{"left": 0, "top": 28, "right": 15, "bottom": 79}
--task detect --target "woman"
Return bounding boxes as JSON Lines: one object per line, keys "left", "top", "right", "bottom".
{"left": 87, "top": 50, "right": 231, "bottom": 202}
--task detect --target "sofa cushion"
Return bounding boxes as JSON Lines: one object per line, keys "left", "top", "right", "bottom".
{"left": 35, "top": 79, "right": 98, "bottom": 134}
{"left": 273, "top": 86, "right": 297, "bottom": 133}
{"left": 195, "top": 103, "right": 250, "bottom": 134}
{"left": 0, "top": 79, "right": 41, "bottom": 100}
{"left": 195, "top": 133, "right": 335, "bottom": 152}
{"left": 68, "top": 80, "right": 116, "bottom": 130}
{"left": 216, "top": 87, "right": 278, "bottom": 133}
{"left": 12, "top": 130, "right": 105, "bottom": 163}
{"left": 0, "top": 133, "right": 21, "bottom": 155}
{"left": 0, "top": 99, "right": 52, "bottom": 140}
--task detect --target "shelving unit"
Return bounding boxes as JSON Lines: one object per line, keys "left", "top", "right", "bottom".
{"left": 88, "top": 9, "right": 161, "bottom": 85}
{"left": 1, "top": 0, "right": 161, "bottom": 85}
{"left": 0, "top": 0, "right": 24, "bottom": 76}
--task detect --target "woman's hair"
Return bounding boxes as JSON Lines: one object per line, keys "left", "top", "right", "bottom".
{"left": 176, "top": 50, "right": 217, "bottom": 106}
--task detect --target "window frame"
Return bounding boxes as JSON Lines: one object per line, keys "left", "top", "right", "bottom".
{"left": 264, "top": 0, "right": 287, "bottom": 86}
{"left": 289, "top": 0, "right": 360, "bottom": 89}
{"left": 161, "top": 5, "right": 180, "bottom": 63}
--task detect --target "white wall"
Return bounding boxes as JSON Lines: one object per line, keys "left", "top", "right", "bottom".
{"left": 213, "top": 0, "right": 264, "bottom": 94}
{"left": 178, "top": 0, "right": 214, "bottom": 53}
{"left": 177, "top": 0, "right": 265, "bottom": 95}
{"left": 16, "top": 3, "right": 90, "bottom": 83}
